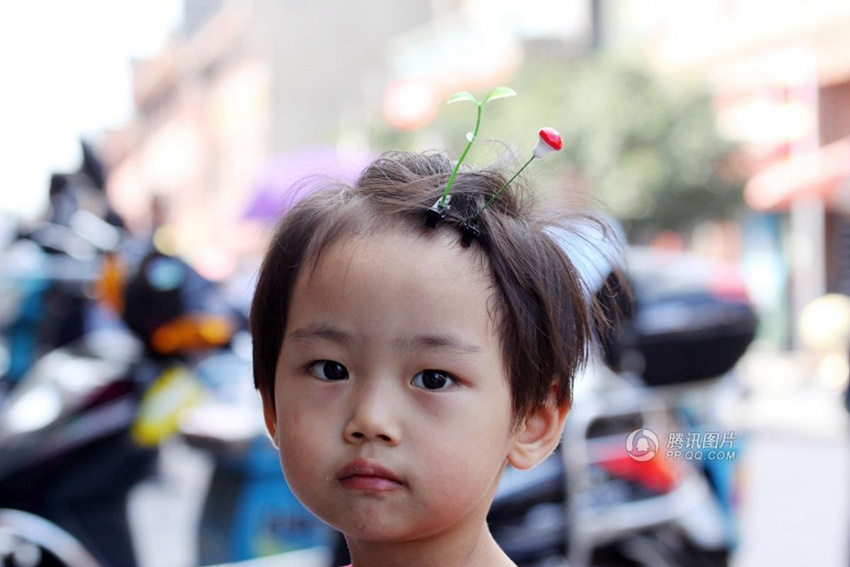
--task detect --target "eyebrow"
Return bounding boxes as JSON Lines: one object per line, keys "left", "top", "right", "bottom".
{"left": 287, "top": 324, "right": 483, "bottom": 355}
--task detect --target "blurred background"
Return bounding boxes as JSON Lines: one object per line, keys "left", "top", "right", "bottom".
{"left": 1, "top": 1, "right": 849, "bottom": 566}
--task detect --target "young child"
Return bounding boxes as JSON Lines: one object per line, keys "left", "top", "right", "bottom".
{"left": 250, "top": 150, "right": 622, "bottom": 567}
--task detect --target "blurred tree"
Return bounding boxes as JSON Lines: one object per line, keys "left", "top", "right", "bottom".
{"left": 370, "top": 57, "right": 745, "bottom": 241}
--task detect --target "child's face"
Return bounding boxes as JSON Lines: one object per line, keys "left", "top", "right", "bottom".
{"left": 264, "top": 229, "right": 523, "bottom": 543}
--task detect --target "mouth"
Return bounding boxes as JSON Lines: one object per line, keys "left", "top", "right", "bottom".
{"left": 336, "top": 459, "right": 404, "bottom": 492}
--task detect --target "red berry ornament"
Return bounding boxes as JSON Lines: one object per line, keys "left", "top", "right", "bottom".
{"left": 533, "top": 127, "right": 563, "bottom": 159}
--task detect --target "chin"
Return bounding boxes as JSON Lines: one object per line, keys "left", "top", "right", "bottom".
{"left": 332, "top": 513, "right": 415, "bottom": 543}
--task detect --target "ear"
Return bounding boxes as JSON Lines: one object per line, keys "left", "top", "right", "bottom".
{"left": 259, "top": 388, "right": 279, "bottom": 449}
{"left": 507, "top": 386, "right": 570, "bottom": 470}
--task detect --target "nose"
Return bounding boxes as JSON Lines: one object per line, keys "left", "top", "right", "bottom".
{"left": 343, "top": 381, "right": 401, "bottom": 446}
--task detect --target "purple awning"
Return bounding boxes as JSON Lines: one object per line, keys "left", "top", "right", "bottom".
{"left": 244, "top": 148, "right": 372, "bottom": 221}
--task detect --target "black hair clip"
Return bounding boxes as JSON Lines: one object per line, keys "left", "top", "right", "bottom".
{"left": 425, "top": 196, "right": 451, "bottom": 229}
{"left": 459, "top": 218, "right": 481, "bottom": 247}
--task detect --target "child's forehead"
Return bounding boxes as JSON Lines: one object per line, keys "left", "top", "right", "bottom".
{"left": 305, "top": 226, "right": 491, "bottom": 285}
{"left": 290, "top": 228, "right": 501, "bottom": 337}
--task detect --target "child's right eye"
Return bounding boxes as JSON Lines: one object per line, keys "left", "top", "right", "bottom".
{"left": 307, "top": 360, "right": 349, "bottom": 381}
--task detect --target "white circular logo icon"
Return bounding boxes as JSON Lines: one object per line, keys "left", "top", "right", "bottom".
{"left": 626, "top": 428, "right": 659, "bottom": 461}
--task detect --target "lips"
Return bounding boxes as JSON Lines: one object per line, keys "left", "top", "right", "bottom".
{"left": 337, "top": 459, "right": 404, "bottom": 491}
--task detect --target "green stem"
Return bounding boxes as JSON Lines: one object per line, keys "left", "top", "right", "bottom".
{"left": 440, "top": 103, "right": 483, "bottom": 205}
{"left": 472, "top": 155, "right": 535, "bottom": 220}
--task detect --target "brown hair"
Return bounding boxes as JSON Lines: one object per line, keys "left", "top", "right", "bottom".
{"left": 250, "top": 151, "right": 628, "bottom": 425}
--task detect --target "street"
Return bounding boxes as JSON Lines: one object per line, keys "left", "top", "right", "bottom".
{"left": 733, "top": 347, "right": 850, "bottom": 567}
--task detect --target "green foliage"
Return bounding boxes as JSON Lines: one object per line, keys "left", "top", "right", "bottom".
{"left": 482, "top": 86, "right": 517, "bottom": 105}
{"left": 447, "top": 91, "right": 479, "bottom": 105}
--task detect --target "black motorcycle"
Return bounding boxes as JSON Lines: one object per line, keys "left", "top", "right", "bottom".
{"left": 0, "top": 247, "right": 242, "bottom": 567}
{"left": 0, "top": 144, "right": 241, "bottom": 566}
{"left": 487, "top": 245, "right": 758, "bottom": 567}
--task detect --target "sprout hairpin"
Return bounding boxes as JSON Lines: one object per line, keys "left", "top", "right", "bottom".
{"left": 459, "top": 127, "right": 564, "bottom": 247}
{"left": 424, "top": 86, "right": 517, "bottom": 229}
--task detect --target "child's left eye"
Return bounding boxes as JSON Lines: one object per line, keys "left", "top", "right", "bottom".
{"left": 411, "top": 370, "right": 457, "bottom": 391}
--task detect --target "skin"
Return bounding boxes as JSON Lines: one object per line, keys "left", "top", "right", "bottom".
{"left": 261, "top": 228, "right": 568, "bottom": 567}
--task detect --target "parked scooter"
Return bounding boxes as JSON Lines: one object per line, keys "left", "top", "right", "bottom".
{"left": 484, "top": 244, "right": 757, "bottom": 567}
{"left": 0, "top": 328, "right": 155, "bottom": 567}
{"left": 0, "top": 138, "right": 251, "bottom": 566}
{"left": 0, "top": 245, "right": 241, "bottom": 567}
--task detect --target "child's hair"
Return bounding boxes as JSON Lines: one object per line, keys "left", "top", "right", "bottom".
{"left": 250, "top": 150, "right": 627, "bottom": 426}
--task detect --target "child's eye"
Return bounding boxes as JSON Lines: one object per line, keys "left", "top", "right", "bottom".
{"left": 308, "top": 360, "right": 349, "bottom": 381}
{"left": 411, "top": 370, "right": 456, "bottom": 391}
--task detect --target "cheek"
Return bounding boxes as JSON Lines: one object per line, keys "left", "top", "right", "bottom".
{"left": 414, "top": 396, "right": 514, "bottom": 489}
{"left": 403, "top": 427, "right": 511, "bottom": 534}
{"left": 275, "top": 394, "right": 327, "bottom": 455}
{"left": 273, "top": 405, "right": 335, "bottom": 514}
{"left": 273, "top": 387, "right": 335, "bottom": 477}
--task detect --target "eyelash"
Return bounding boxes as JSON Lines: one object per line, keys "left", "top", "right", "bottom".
{"left": 305, "top": 360, "right": 459, "bottom": 391}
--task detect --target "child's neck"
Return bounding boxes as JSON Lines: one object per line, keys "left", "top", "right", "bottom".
{"left": 345, "top": 521, "right": 515, "bottom": 567}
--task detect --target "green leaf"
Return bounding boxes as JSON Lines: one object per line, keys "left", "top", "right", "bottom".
{"left": 466, "top": 132, "right": 475, "bottom": 142}
{"left": 483, "top": 86, "right": 517, "bottom": 105}
{"left": 447, "top": 91, "right": 480, "bottom": 105}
